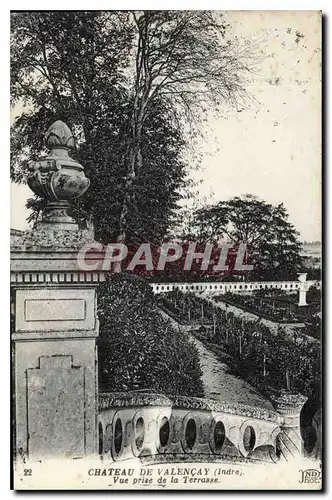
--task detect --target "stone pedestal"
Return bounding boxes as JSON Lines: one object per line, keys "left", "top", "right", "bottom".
{"left": 298, "top": 273, "right": 308, "bottom": 307}
{"left": 298, "top": 289, "right": 308, "bottom": 307}
{"left": 11, "top": 230, "right": 102, "bottom": 461}
{"left": 273, "top": 391, "right": 307, "bottom": 459}
{"left": 11, "top": 121, "right": 103, "bottom": 462}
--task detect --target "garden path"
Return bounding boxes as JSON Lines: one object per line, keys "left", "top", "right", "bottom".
{"left": 160, "top": 309, "right": 274, "bottom": 411}
{"left": 192, "top": 336, "right": 274, "bottom": 410}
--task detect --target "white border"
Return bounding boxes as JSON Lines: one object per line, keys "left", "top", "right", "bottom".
{"left": 1, "top": 2, "right": 329, "bottom": 499}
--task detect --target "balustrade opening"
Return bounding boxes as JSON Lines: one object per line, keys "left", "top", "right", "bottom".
{"left": 213, "top": 421, "right": 226, "bottom": 451}
{"left": 114, "top": 418, "right": 123, "bottom": 456}
{"left": 135, "top": 417, "right": 145, "bottom": 452}
{"left": 243, "top": 425, "right": 256, "bottom": 452}
{"left": 185, "top": 418, "right": 197, "bottom": 450}
{"left": 159, "top": 417, "right": 170, "bottom": 448}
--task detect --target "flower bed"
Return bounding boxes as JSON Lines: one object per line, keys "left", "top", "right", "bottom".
{"left": 213, "top": 292, "right": 320, "bottom": 324}
{"left": 158, "top": 290, "right": 321, "bottom": 400}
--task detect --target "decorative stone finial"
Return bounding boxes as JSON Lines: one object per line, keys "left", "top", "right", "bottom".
{"left": 297, "top": 272, "right": 307, "bottom": 283}
{"left": 27, "top": 121, "right": 90, "bottom": 230}
{"left": 45, "top": 120, "right": 75, "bottom": 149}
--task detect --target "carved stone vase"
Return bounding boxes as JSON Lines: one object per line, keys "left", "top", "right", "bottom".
{"left": 27, "top": 120, "right": 90, "bottom": 230}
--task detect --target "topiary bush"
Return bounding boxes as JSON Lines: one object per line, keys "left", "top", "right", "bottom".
{"left": 97, "top": 273, "right": 204, "bottom": 397}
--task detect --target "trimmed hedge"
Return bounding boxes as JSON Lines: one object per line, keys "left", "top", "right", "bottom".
{"left": 97, "top": 273, "right": 204, "bottom": 398}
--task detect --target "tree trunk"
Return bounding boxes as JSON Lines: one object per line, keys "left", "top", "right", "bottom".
{"left": 285, "top": 366, "right": 291, "bottom": 391}
{"left": 116, "top": 10, "right": 148, "bottom": 266}
{"left": 115, "top": 106, "right": 144, "bottom": 272}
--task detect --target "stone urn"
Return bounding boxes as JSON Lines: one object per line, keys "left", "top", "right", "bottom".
{"left": 297, "top": 272, "right": 308, "bottom": 283}
{"left": 27, "top": 120, "right": 90, "bottom": 230}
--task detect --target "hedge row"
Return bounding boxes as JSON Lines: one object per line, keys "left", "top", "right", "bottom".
{"left": 97, "top": 273, "right": 204, "bottom": 398}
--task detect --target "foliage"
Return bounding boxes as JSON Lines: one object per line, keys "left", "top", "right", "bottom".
{"left": 10, "top": 12, "right": 189, "bottom": 243}
{"left": 217, "top": 291, "right": 321, "bottom": 324}
{"left": 11, "top": 11, "right": 258, "bottom": 245}
{"left": 117, "top": 10, "right": 258, "bottom": 242}
{"left": 159, "top": 289, "right": 321, "bottom": 399}
{"left": 303, "top": 315, "right": 322, "bottom": 342}
{"left": 189, "top": 194, "right": 303, "bottom": 280}
{"left": 97, "top": 273, "right": 204, "bottom": 397}
{"left": 306, "top": 286, "right": 321, "bottom": 305}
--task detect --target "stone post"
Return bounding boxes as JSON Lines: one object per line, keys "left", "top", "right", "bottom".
{"left": 273, "top": 391, "right": 307, "bottom": 459}
{"left": 11, "top": 121, "right": 102, "bottom": 461}
{"left": 298, "top": 272, "right": 308, "bottom": 307}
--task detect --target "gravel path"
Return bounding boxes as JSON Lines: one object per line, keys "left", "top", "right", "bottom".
{"left": 192, "top": 336, "right": 273, "bottom": 410}
{"left": 160, "top": 308, "right": 273, "bottom": 411}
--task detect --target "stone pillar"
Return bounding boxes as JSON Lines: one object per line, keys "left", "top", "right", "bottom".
{"left": 273, "top": 391, "right": 307, "bottom": 460}
{"left": 298, "top": 272, "right": 308, "bottom": 307}
{"left": 11, "top": 121, "right": 102, "bottom": 461}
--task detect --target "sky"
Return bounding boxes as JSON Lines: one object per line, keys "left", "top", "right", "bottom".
{"left": 10, "top": 10, "right": 321, "bottom": 242}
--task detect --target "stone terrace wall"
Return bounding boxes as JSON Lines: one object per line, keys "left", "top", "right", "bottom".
{"left": 98, "top": 392, "right": 284, "bottom": 464}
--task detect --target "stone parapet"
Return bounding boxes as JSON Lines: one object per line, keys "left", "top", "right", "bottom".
{"left": 99, "top": 392, "right": 283, "bottom": 424}
{"left": 98, "top": 392, "right": 283, "bottom": 463}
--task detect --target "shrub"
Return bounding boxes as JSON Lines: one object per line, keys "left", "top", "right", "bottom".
{"left": 97, "top": 273, "right": 204, "bottom": 397}
{"left": 161, "top": 290, "right": 321, "bottom": 399}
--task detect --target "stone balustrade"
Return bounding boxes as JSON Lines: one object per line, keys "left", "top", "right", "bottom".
{"left": 151, "top": 280, "right": 321, "bottom": 295}
{"left": 98, "top": 392, "right": 307, "bottom": 464}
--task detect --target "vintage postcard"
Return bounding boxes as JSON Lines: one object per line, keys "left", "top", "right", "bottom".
{"left": 10, "top": 10, "right": 322, "bottom": 490}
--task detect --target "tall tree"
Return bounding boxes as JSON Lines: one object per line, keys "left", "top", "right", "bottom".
{"left": 118, "top": 10, "right": 258, "bottom": 244}
{"left": 10, "top": 11, "right": 189, "bottom": 243}
{"left": 11, "top": 11, "right": 257, "bottom": 247}
{"left": 191, "top": 194, "right": 303, "bottom": 279}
